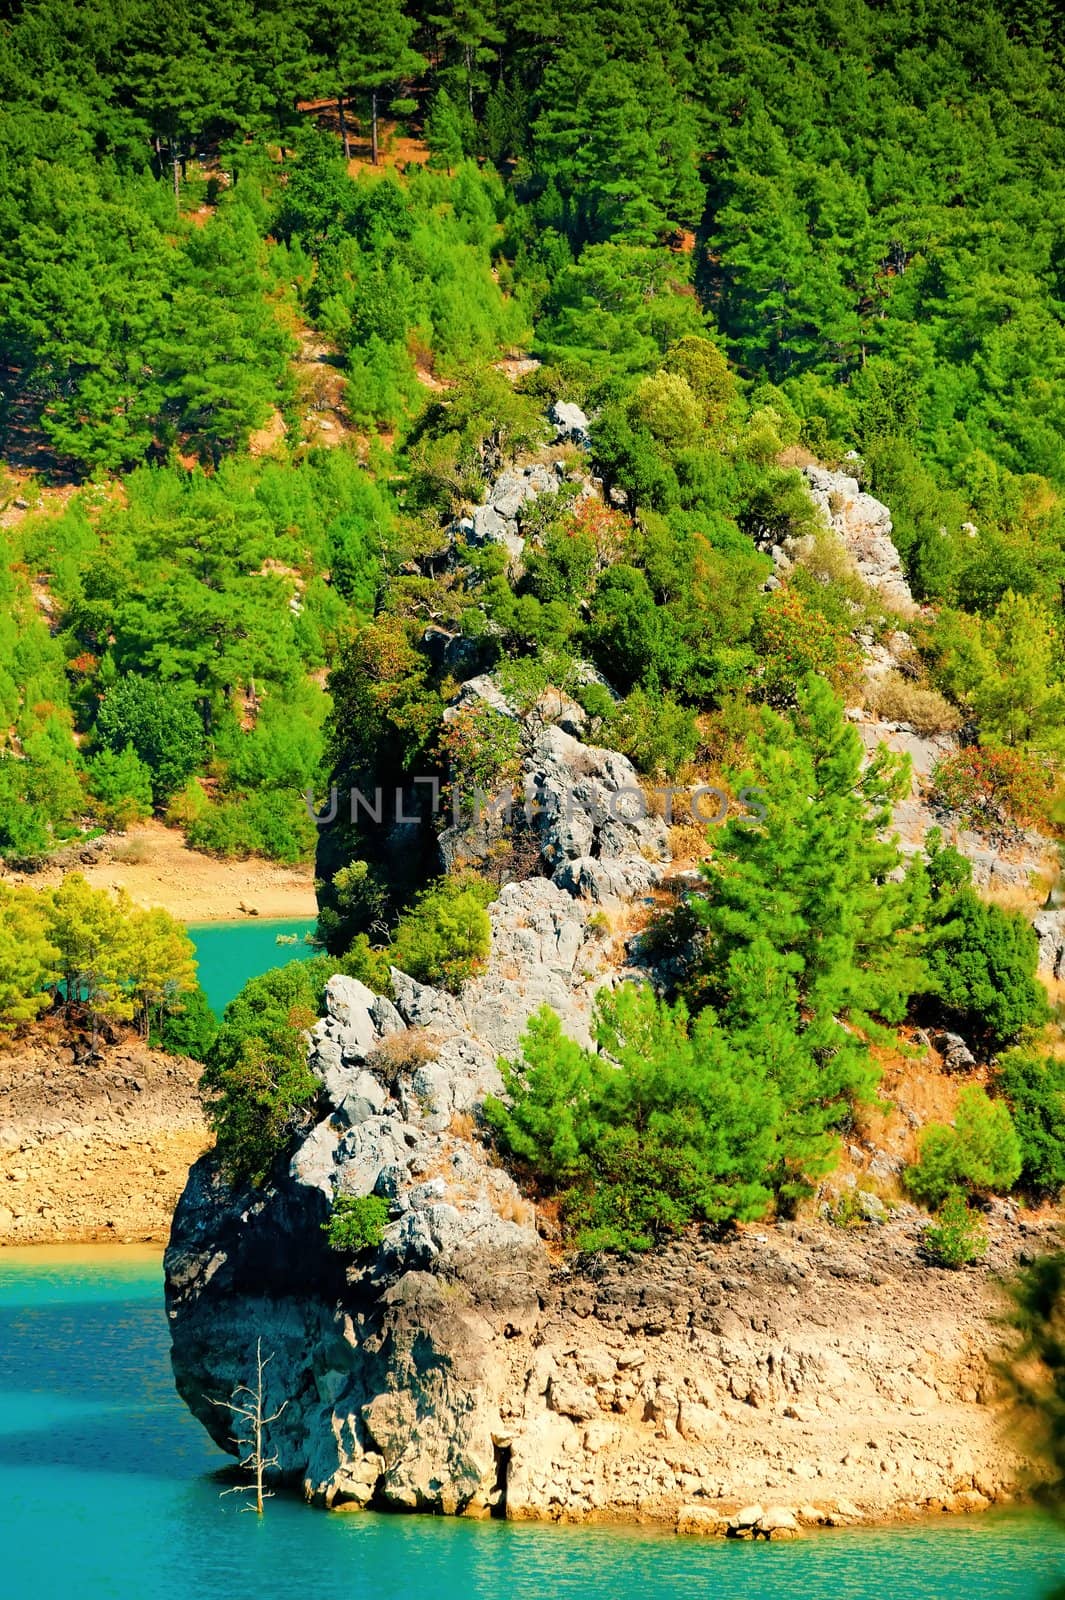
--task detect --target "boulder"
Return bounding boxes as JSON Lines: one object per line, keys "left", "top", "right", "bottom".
{"left": 442, "top": 673, "right": 519, "bottom": 722}
{"left": 935, "top": 1031, "right": 977, "bottom": 1073}
{"left": 676, "top": 1505, "right": 728, "bottom": 1537}
{"left": 549, "top": 400, "right": 591, "bottom": 449}
{"left": 469, "top": 503, "right": 524, "bottom": 565}
{"left": 324, "top": 976, "right": 379, "bottom": 1060}
{"left": 547, "top": 1373, "right": 599, "bottom": 1420}
{"left": 460, "top": 877, "right": 606, "bottom": 1052}
{"left": 727, "top": 1503, "right": 765, "bottom": 1537}
{"left": 553, "top": 853, "right": 662, "bottom": 902}
{"left": 525, "top": 724, "right": 670, "bottom": 873}
{"left": 756, "top": 1507, "right": 801, "bottom": 1539}
{"left": 1034, "top": 909, "right": 1065, "bottom": 979}
{"left": 389, "top": 968, "right": 463, "bottom": 1031}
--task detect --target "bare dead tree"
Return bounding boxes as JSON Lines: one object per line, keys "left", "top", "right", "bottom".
{"left": 208, "top": 1339, "right": 288, "bottom": 1515}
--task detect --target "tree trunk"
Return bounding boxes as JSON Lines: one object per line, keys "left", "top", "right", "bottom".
{"left": 371, "top": 90, "right": 379, "bottom": 165}
{"left": 337, "top": 93, "right": 351, "bottom": 161}
{"left": 465, "top": 45, "right": 475, "bottom": 119}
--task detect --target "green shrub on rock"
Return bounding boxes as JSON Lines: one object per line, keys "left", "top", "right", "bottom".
{"left": 391, "top": 875, "right": 493, "bottom": 994}
{"left": 486, "top": 986, "right": 780, "bottom": 1254}
{"left": 924, "top": 888, "right": 1048, "bottom": 1048}
{"left": 323, "top": 1194, "right": 390, "bottom": 1253}
{"left": 995, "top": 1051, "right": 1065, "bottom": 1197}
{"left": 199, "top": 960, "right": 327, "bottom": 1184}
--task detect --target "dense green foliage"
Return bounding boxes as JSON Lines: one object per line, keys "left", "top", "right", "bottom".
{"left": 486, "top": 988, "right": 779, "bottom": 1253}
{"left": 905, "top": 1085, "right": 1022, "bottom": 1208}
{"left": 7, "top": 0, "right": 1065, "bottom": 864}
{"left": 199, "top": 959, "right": 328, "bottom": 1182}
{"left": 153, "top": 983, "right": 218, "bottom": 1063}
{"left": 389, "top": 874, "right": 493, "bottom": 992}
{"left": 2, "top": 449, "right": 390, "bottom": 859}
{"left": 922, "top": 1190, "right": 988, "bottom": 1269}
{"left": 3, "top": 0, "right": 1065, "bottom": 1232}
{"left": 0, "top": 874, "right": 199, "bottom": 1039}
{"left": 323, "top": 1193, "right": 390, "bottom": 1252}
{"left": 995, "top": 1051, "right": 1065, "bottom": 1197}
{"left": 920, "top": 833, "right": 1048, "bottom": 1047}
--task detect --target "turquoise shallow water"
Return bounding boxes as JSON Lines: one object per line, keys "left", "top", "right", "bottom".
{"left": 1, "top": 1250, "right": 1064, "bottom": 1600}
{"left": 187, "top": 918, "right": 318, "bottom": 1015}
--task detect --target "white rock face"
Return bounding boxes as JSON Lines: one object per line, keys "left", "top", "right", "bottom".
{"left": 802, "top": 464, "right": 915, "bottom": 612}
{"left": 1034, "top": 909, "right": 1065, "bottom": 979}
{"left": 549, "top": 400, "right": 591, "bottom": 448}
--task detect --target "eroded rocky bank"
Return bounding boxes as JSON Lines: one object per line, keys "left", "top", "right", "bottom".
{"left": 0, "top": 1030, "right": 209, "bottom": 1243}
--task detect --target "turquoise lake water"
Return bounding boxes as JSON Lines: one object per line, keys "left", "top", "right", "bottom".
{"left": 187, "top": 918, "right": 318, "bottom": 1016}
{"left": 1, "top": 1249, "right": 1064, "bottom": 1600}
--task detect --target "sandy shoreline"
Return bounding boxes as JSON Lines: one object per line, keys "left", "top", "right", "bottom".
{"left": 3, "top": 820, "right": 318, "bottom": 924}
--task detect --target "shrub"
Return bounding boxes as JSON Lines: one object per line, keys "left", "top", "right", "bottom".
{"left": 485, "top": 987, "right": 777, "bottom": 1254}
{"left": 994, "top": 1050, "right": 1065, "bottom": 1196}
{"left": 88, "top": 746, "right": 154, "bottom": 829}
{"left": 868, "top": 672, "right": 962, "bottom": 736}
{"left": 94, "top": 675, "right": 203, "bottom": 803}
{"left": 153, "top": 983, "right": 218, "bottom": 1062}
{"left": 323, "top": 1193, "right": 390, "bottom": 1253}
{"left": 752, "top": 584, "right": 862, "bottom": 704}
{"left": 0, "top": 883, "right": 58, "bottom": 1032}
{"left": 608, "top": 688, "right": 700, "bottom": 779}
{"left": 390, "top": 874, "right": 493, "bottom": 993}
{"left": 930, "top": 746, "right": 1057, "bottom": 834}
{"left": 185, "top": 789, "right": 318, "bottom": 863}
{"left": 336, "top": 932, "right": 393, "bottom": 996}
{"left": 922, "top": 1189, "right": 987, "bottom": 1268}
{"left": 826, "top": 1186, "right": 882, "bottom": 1229}
{"left": 925, "top": 887, "right": 1048, "bottom": 1047}
{"left": 437, "top": 700, "right": 522, "bottom": 805}
{"left": 906, "top": 1086, "right": 1022, "bottom": 1208}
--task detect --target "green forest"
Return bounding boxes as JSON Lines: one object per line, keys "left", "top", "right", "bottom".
{"left": 2, "top": 0, "right": 1065, "bottom": 1250}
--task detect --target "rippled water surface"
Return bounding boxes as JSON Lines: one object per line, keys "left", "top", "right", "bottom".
{"left": 1, "top": 1246, "right": 1062, "bottom": 1600}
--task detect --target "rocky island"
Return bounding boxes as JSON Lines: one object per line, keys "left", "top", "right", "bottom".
{"left": 166, "top": 962, "right": 1053, "bottom": 1532}
{"left": 166, "top": 462, "right": 1062, "bottom": 1531}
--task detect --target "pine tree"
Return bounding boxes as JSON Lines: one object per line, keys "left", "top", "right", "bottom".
{"left": 424, "top": 88, "right": 469, "bottom": 176}
{"left": 0, "top": 885, "right": 58, "bottom": 1033}
{"left": 125, "top": 906, "right": 198, "bottom": 1037}
{"left": 43, "top": 876, "right": 136, "bottom": 1045}
{"left": 692, "top": 673, "right": 922, "bottom": 1027}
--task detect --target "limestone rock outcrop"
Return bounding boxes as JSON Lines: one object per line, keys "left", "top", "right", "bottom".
{"left": 164, "top": 447, "right": 1053, "bottom": 1531}
{"left": 802, "top": 464, "right": 915, "bottom": 612}
{"left": 437, "top": 687, "right": 671, "bottom": 911}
